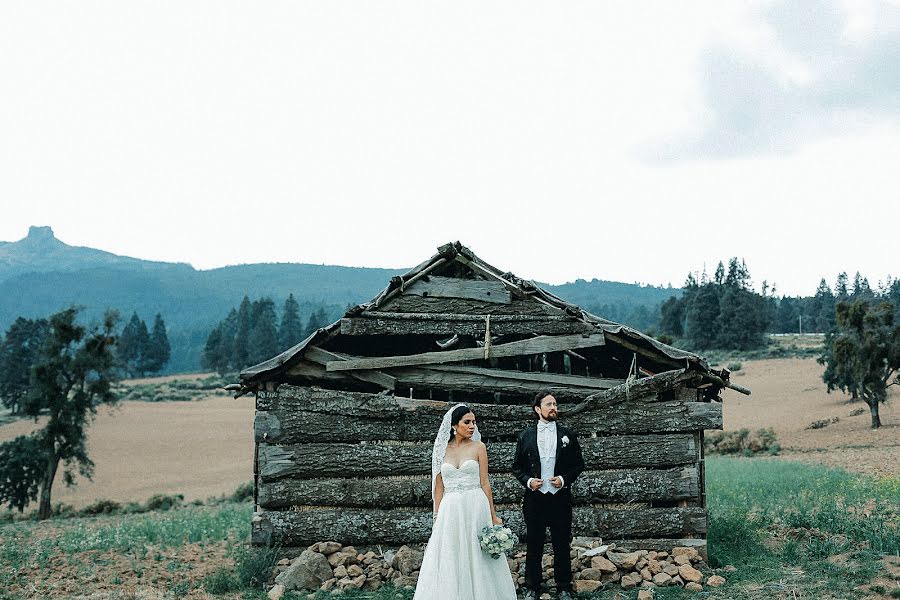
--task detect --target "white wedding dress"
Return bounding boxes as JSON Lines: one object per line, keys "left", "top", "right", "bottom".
{"left": 413, "top": 459, "right": 517, "bottom": 600}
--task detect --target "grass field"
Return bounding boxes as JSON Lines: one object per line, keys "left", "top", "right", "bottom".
{"left": 2, "top": 457, "right": 898, "bottom": 599}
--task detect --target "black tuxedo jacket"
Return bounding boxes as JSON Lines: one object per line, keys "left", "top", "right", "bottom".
{"left": 511, "top": 422, "right": 585, "bottom": 491}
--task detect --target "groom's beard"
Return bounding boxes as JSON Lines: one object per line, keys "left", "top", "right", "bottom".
{"left": 541, "top": 411, "right": 559, "bottom": 422}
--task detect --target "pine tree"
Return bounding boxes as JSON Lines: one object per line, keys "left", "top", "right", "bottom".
{"left": 812, "top": 279, "right": 836, "bottom": 333}
{"left": 248, "top": 298, "right": 279, "bottom": 365}
{"left": 233, "top": 297, "right": 253, "bottom": 369}
{"left": 659, "top": 296, "right": 685, "bottom": 337}
{"left": 144, "top": 314, "right": 171, "bottom": 373}
{"left": 714, "top": 262, "right": 725, "bottom": 285}
{"left": 304, "top": 306, "right": 330, "bottom": 336}
{"left": 279, "top": 294, "right": 304, "bottom": 350}
{"left": 835, "top": 272, "right": 849, "bottom": 299}
{"left": 685, "top": 284, "right": 720, "bottom": 349}
{"left": 118, "top": 312, "right": 150, "bottom": 377}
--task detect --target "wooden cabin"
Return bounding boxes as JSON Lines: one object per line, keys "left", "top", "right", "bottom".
{"left": 239, "top": 242, "right": 748, "bottom": 558}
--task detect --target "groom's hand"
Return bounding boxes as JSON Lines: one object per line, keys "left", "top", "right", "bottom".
{"left": 528, "top": 478, "right": 543, "bottom": 491}
{"left": 549, "top": 476, "right": 563, "bottom": 488}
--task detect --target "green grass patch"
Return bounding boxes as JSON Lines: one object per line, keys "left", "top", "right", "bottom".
{"left": 0, "top": 503, "right": 252, "bottom": 573}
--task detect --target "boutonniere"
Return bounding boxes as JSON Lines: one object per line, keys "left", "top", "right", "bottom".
{"left": 561, "top": 435, "right": 570, "bottom": 447}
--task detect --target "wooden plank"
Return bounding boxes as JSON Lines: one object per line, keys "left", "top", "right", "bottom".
{"left": 251, "top": 506, "right": 707, "bottom": 546}
{"left": 427, "top": 364, "right": 623, "bottom": 389}
{"left": 402, "top": 276, "right": 512, "bottom": 304}
{"left": 257, "top": 467, "right": 699, "bottom": 509}
{"left": 340, "top": 316, "right": 594, "bottom": 337}
{"left": 385, "top": 365, "right": 623, "bottom": 400}
{"left": 256, "top": 434, "right": 698, "bottom": 481}
{"left": 304, "top": 346, "right": 396, "bottom": 389}
{"left": 326, "top": 334, "right": 605, "bottom": 372}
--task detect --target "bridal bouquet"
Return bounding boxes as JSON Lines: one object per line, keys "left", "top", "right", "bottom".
{"left": 478, "top": 524, "right": 518, "bottom": 559}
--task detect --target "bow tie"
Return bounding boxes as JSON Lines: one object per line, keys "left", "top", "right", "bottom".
{"left": 538, "top": 422, "right": 556, "bottom": 432}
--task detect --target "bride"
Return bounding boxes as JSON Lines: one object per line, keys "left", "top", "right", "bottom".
{"left": 413, "top": 404, "right": 517, "bottom": 600}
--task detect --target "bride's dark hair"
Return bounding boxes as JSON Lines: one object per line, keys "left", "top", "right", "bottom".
{"left": 448, "top": 404, "right": 473, "bottom": 441}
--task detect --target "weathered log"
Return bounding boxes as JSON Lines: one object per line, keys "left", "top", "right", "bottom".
{"left": 256, "top": 467, "right": 699, "bottom": 509}
{"left": 251, "top": 506, "right": 707, "bottom": 546}
{"left": 340, "top": 316, "right": 594, "bottom": 337}
{"left": 401, "top": 276, "right": 512, "bottom": 304}
{"left": 326, "top": 334, "right": 605, "bottom": 372}
{"left": 257, "top": 434, "right": 698, "bottom": 481}
{"left": 253, "top": 402, "right": 718, "bottom": 443}
{"left": 253, "top": 386, "right": 721, "bottom": 444}
{"left": 376, "top": 294, "right": 560, "bottom": 316}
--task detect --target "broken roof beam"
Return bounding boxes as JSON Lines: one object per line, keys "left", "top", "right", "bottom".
{"left": 388, "top": 364, "right": 623, "bottom": 400}
{"left": 326, "top": 333, "right": 605, "bottom": 372}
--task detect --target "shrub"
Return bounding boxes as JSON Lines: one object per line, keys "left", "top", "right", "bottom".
{"left": 233, "top": 543, "right": 280, "bottom": 589}
{"left": 202, "top": 566, "right": 241, "bottom": 594}
{"left": 231, "top": 482, "right": 254, "bottom": 503}
{"left": 145, "top": 493, "right": 184, "bottom": 512}
{"left": 705, "top": 428, "right": 779, "bottom": 456}
{"left": 80, "top": 499, "right": 122, "bottom": 516}
{"left": 727, "top": 361, "right": 742, "bottom": 372}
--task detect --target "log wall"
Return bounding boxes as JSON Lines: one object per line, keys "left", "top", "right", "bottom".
{"left": 252, "top": 370, "right": 721, "bottom": 555}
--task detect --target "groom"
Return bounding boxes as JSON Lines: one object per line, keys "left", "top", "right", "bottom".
{"left": 512, "top": 391, "right": 585, "bottom": 600}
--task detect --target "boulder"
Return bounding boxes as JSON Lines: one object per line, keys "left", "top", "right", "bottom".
{"left": 620, "top": 573, "right": 642, "bottom": 589}
{"left": 707, "top": 575, "right": 727, "bottom": 587}
{"left": 652, "top": 573, "right": 672, "bottom": 587}
{"left": 678, "top": 564, "right": 703, "bottom": 583}
{"left": 672, "top": 547, "right": 700, "bottom": 561}
{"left": 266, "top": 584, "right": 285, "bottom": 600}
{"left": 637, "top": 590, "right": 655, "bottom": 600}
{"left": 591, "top": 556, "right": 618, "bottom": 573}
{"left": 579, "top": 568, "right": 604, "bottom": 581}
{"left": 393, "top": 545, "right": 424, "bottom": 576}
{"left": 574, "top": 579, "right": 602, "bottom": 593}
{"left": 319, "top": 541, "right": 342, "bottom": 555}
{"left": 608, "top": 551, "right": 641, "bottom": 570}
{"left": 685, "top": 582, "right": 703, "bottom": 592}
{"left": 275, "top": 550, "right": 333, "bottom": 591}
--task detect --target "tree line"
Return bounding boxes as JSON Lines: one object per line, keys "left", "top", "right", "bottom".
{"left": 654, "top": 259, "right": 900, "bottom": 351}
{"left": 201, "top": 294, "right": 333, "bottom": 375}
{"left": 0, "top": 310, "right": 170, "bottom": 414}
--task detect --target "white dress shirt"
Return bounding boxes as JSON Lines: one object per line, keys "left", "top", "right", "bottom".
{"left": 528, "top": 420, "right": 564, "bottom": 494}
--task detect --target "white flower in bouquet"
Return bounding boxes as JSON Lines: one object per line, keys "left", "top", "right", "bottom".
{"left": 478, "top": 524, "right": 519, "bottom": 559}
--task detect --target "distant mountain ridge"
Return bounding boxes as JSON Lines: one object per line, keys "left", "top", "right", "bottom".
{"left": 0, "top": 227, "right": 679, "bottom": 372}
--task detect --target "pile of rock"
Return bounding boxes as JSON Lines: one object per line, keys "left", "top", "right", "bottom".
{"left": 265, "top": 539, "right": 728, "bottom": 598}
{"left": 558, "top": 538, "right": 727, "bottom": 594}
{"left": 267, "top": 542, "right": 424, "bottom": 598}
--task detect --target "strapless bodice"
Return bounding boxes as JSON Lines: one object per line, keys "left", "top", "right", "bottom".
{"left": 441, "top": 459, "right": 481, "bottom": 494}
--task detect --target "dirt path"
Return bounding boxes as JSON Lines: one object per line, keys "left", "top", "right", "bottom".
{"left": 722, "top": 358, "right": 900, "bottom": 478}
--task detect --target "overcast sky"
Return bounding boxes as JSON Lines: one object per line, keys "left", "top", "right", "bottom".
{"left": 2, "top": 0, "right": 897, "bottom": 296}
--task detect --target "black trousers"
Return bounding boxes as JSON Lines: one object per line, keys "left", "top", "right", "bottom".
{"left": 523, "top": 489, "right": 573, "bottom": 592}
